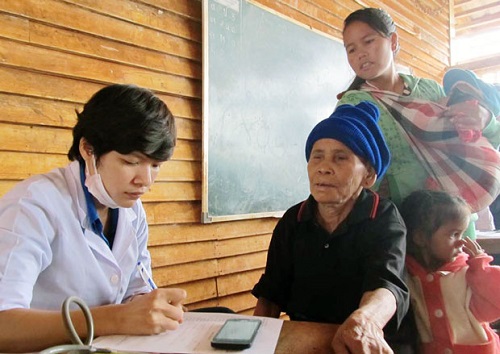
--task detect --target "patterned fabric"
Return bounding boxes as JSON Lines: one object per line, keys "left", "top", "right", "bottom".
{"left": 363, "top": 82, "right": 500, "bottom": 213}
{"left": 338, "top": 74, "right": 446, "bottom": 206}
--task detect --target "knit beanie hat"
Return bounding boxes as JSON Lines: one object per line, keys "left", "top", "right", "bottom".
{"left": 305, "top": 101, "right": 391, "bottom": 178}
{"left": 443, "top": 68, "right": 500, "bottom": 117}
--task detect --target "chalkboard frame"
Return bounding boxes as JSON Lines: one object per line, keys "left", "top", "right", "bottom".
{"left": 201, "top": 0, "right": 352, "bottom": 223}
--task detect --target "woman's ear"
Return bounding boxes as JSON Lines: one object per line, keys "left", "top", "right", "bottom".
{"left": 79, "top": 138, "right": 93, "bottom": 159}
{"left": 361, "top": 166, "right": 377, "bottom": 188}
{"left": 390, "top": 32, "right": 399, "bottom": 54}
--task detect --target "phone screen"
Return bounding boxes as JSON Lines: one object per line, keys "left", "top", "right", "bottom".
{"left": 211, "top": 318, "right": 262, "bottom": 349}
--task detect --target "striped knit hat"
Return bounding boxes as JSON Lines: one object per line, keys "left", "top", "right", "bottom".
{"left": 305, "top": 101, "right": 391, "bottom": 178}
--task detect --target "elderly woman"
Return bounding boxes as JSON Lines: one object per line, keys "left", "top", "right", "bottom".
{"left": 252, "top": 102, "right": 409, "bottom": 354}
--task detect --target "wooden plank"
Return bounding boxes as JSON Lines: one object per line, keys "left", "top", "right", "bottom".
{"left": 170, "top": 139, "right": 201, "bottom": 162}
{"left": 175, "top": 117, "right": 201, "bottom": 141}
{"left": 0, "top": 152, "right": 67, "bottom": 179}
{"left": 155, "top": 160, "right": 201, "bottom": 182}
{"left": 176, "top": 278, "right": 218, "bottom": 305}
{"left": 454, "top": 1, "right": 499, "bottom": 18}
{"left": 0, "top": 67, "right": 201, "bottom": 121}
{"left": 0, "top": 122, "right": 71, "bottom": 154}
{"left": 0, "top": 0, "right": 201, "bottom": 60}
{"left": 148, "top": 223, "right": 222, "bottom": 245}
{"left": 213, "top": 219, "right": 278, "bottom": 240}
{"left": 142, "top": 181, "right": 201, "bottom": 203}
{"left": 68, "top": 0, "right": 202, "bottom": 42}
{"left": 143, "top": 200, "right": 201, "bottom": 224}
{"left": 454, "top": 55, "right": 500, "bottom": 71}
{"left": 0, "top": 93, "right": 79, "bottom": 128}
{"left": 238, "top": 309, "right": 254, "bottom": 316}
{"left": 147, "top": 218, "right": 277, "bottom": 246}
{"left": 213, "top": 220, "right": 276, "bottom": 242}
{"left": 215, "top": 234, "right": 272, "bottom": 258}
{"left": 0, "top": 37, "right": 201, "bottom": 99}
{"left": 0, "top": 13, "right": 201, "bottom": 79}
{"left": 216, "top": 270, "right": 263, "bottom": 296}
{"left": 137, "top": 0, "right": 202, "bottom": 21}
{"left": 217, "top": 252, "right": 267, "bottom": 275}
{"left": 0, "top": 119, "right": 198, "bottom": 162}
{"left": 186, "top": 292, "right": 257, "bottom": 313}
{"left": 215, "top": 292, "right": 257, "bottom": 313}
{"left": 149, "top": 241, "right": 217, "bottom": 267}
{"left": 398, "top": 51, "right": 445, "bottom": 80}
{"left": 162, "top": 95, "right": 201, "bottom": 121}
{"left": 455, "top": 17, "right": 500, "bottom": 37}
{"left": 152, "top": 259, "right": 218, "bottom": 285}
{"left": 0, "top": 11, "right": 29, "bottom": 40}
{"left": 0, "top": 66, "right": 103, "bottom": 103}
{"left": 385, "top": 0, "right": 450, "bottom": 36}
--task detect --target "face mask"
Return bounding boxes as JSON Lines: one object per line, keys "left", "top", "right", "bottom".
{"left": 84, "top": 155, "right": 120, "bottom": 209}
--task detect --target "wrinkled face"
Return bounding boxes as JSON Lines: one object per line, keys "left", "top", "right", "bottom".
{"left": 95, "top": 151, "right": 163, "bottom": 208}
{"left": 307, "top": 138, "right": 374, "bottom": 206}
{"left": 427, "top": 218, "right": 469, "bottom": 267}
{"left": 343, "top": 21, "right": 397, "bottom": 82}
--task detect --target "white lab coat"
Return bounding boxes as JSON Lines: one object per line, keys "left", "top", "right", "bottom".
{"left": 0, "top": 161, "right": 152, "bottom": 311}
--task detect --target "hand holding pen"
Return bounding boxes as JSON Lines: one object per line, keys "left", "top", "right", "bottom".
{"left": 118, "top": 261, "right": 187, "bottom": 334}
{"left": 137, "top": 261, "right": 158, "bottom": 290}
{"left": 136, "top": 261, "right": 189, "bottom": 310}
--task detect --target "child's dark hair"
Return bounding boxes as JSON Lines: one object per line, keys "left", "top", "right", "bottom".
{"left": 399, "top": 190, "right": 471, "bottom": 256}
{"left": 67, "top": 84, "right": 177, "bottom": 162}
{"left": 343, "top": 8, "right": 398, "bottom": 91}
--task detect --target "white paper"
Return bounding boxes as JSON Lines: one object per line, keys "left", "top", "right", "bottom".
{"left": 93, "top": 312, "right": 283, "bottom": 354}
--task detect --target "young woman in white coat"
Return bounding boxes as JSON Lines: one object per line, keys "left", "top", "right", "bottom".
{"left": 0, "top": 84, "right": 186, "bottom": 352}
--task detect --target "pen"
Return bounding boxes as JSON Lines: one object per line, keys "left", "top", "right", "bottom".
{"left": 136, "top": 261, "right": 158, "bottom": 290}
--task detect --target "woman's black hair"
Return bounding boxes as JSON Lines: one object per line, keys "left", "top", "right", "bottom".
{"left": 343, "top": 8, "right": 398, "bottom": 91}
{"left": 399, "top": 190, "right": 470, "bottom": 257}
{"left": 67, "top": 84, "right": 176, "bottom": 162}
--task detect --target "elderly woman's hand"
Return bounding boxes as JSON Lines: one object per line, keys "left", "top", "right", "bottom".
{"left": 331, "top": 311, "right": 393, "bottom": 354}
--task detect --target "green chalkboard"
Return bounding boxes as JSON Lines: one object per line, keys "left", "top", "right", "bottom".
{"left": 202, "top": 0, "right": 353, "bottom": 222}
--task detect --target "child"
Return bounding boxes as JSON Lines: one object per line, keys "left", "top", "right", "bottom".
{"left": 400, "top": 189, "right": 500, "bottom": 354}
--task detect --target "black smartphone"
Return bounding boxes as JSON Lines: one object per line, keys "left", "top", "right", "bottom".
{"left": 210, "top": 318, "right": 262, "bottom": 350}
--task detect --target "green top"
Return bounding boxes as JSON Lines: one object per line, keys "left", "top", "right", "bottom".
{"left": 337, "top": 73, "right": 500, "bottom": 207}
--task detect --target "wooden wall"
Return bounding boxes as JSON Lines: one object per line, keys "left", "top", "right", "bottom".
{"left": 0, "top": 0, "right": 451, "bottom": 314}
{"left": 452, "top": 0, "right": 500, "bottom": 77}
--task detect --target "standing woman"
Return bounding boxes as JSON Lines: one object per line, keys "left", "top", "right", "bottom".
{"left": 338, "top": 8, "right": 500, "bottom": 215}
{"left": 0, "top": 84, "right": 186, "bottom": 352}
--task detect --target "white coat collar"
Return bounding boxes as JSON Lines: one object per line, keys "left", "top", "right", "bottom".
{"left": 65, "top": 160, "right": 139, "bottom": 263}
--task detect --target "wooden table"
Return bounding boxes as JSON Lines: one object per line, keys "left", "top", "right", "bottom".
{"left": 275, "top": 320, "right": 338, "bottom": 354}
{"left": 274, "top": 321, "right": 414, "bottom": 354}
{"left": 477, "top": 232, "right": 500, "bottom": 254}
